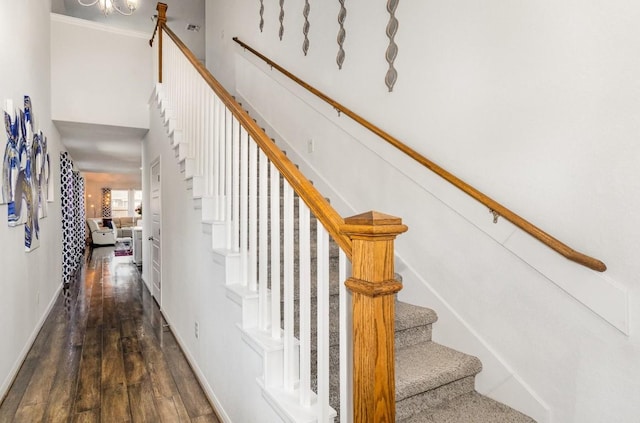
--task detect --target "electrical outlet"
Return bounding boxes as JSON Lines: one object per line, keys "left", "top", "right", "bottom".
{"left": 307, "top": 138, "right": 314, "bottom": 153}
{"left": 194, "top": 321, "right": 199, "bottom": 339}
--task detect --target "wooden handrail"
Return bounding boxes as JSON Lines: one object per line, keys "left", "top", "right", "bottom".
{"left": 232, "top": 37, "right": 606, "bottom": 272}
{"left": 161, "top": 26, "right": 352, "bottom": 259}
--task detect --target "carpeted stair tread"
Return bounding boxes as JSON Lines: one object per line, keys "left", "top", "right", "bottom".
{"left": 395, "top": 301, "right": 438, "bottom": 331}
{"left": 396, "top": 341, "right": 482, "bottom": 402}
{"left": 398, "top": 391, "right": 536, "bottom": 423}
{"left": 395, "top": 301, "right": 438, "bottom": 348}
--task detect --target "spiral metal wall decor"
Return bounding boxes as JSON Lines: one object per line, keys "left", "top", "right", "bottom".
{"left": 279, "top": 0, "right": 285, "bottom": 40}
{"left": 385, "top": 0, "right": 399, "bottom": 91}
{"left": 259, "top": 0, "right": 264, "bottom": 32}
{"left": 302, "top": 0, "right": 310, "bottom": 55}
{"left": 336, "top": 0, "right": 346, "bottom": 69}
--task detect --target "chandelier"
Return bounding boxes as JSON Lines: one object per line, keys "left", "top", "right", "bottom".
{"left": 78, "top": 0, "right": 138, "bottom": 16}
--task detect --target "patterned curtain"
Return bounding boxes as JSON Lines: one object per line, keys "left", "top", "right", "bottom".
{"left": 60, "top": 153, "right": 85, "bottom": 285}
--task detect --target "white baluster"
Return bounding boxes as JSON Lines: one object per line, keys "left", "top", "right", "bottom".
{"left": 187, "top": 69, "right": 194, "bottom": 158}
{"left": 226, "top": 108, "right": 233, "bottom": 249}
{"left": 232, "top": 115, "right": 241, "bottom": 253}
{"left": 317, "top": 224, "right": 330, "bottom": 421}
{"left": 299, "top": 199, "right": 311, "bottom": 407}
{"left": 339, "top": 249, "right": 352, "bottom": 423}
{"left": 189, "top": 68, "right": 196, "bottom": 159}
{"left": 203, "top": 91, "right": 211, "bottom": 196}
{"left": 240, "top": 127, "right": 249, "bottom": 285}
{"left": 168, "top": 41, "right": 174, "bottom": 105}
{"left": 181, "top": 64, "right": 188, "bottom": 151}
{"left": 179, "top": 53, "right": 185, "bottom": 141}
{"left": 270, "top": 163, "right": 281, "bottom": 339}
{"left": 195, "top": 80, "right": 202, "bottom": 177}
{"left": 218, "top": 100, "right": 226, "bottom": 220}
{"left": 207, "top": 93, "right": 215, "bottom": 197}
{"left": 248, "top": 137, "right": 258, "bottom": 292}
{"left": 212, "top": 97, "right": 220, "bottom": 219}
{"left": 258, "top": 150, "right": 269, "bottom": 331}
{"left": 283, "top": 181, "right": 296, "bottom": 390}
{"left": 198, "top": 81, "right": 205, "bottom": 177}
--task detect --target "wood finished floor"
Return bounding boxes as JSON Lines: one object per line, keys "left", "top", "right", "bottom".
{"left": 0, "top": 247, "right": 221, "bottom": 423}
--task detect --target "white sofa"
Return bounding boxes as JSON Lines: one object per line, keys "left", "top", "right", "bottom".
{"left": 86, "top": 218, "right": 116, "bottom": 246}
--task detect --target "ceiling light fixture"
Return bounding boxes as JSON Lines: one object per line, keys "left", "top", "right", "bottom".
{"left": 78, "top": 0, "right": 138, "bottom": 16}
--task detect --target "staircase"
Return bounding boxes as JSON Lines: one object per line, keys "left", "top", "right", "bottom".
{"left": 150, "top": 21, "right": 536, "bottom": 423}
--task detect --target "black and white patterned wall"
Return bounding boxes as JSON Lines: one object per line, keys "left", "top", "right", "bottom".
{"left": 60, "top": 152, "right": 84, "bottom": 285}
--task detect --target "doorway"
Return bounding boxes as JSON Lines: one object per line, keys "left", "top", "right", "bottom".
{"left": 150, "top": 158, "right": 162, "bottom": 305}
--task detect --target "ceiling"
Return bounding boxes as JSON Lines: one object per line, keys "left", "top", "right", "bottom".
{"left": 54, "top": 121, "right": 148, "bottom": 174}
{"left": 50, "top": 0, "right": 205, "bottom": 181}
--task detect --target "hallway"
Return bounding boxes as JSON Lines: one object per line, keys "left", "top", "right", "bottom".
{"left": 0, "top": 248, "right": 221, "bottom": 423}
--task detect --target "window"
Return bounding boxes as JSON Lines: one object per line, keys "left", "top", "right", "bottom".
{"left": 133, "top": 190, "right": 142, "bottom": 215}
{"left": 111, "top": 189, "right": 142, "bottom": 217}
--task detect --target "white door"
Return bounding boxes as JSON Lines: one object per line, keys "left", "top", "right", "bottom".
{"left": 150, "top": 159, "right": 162, "bottom": 305}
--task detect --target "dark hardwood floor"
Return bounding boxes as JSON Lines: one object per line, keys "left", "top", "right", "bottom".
{"left": 0, "top": 247, "right": 221, "bottom": 423}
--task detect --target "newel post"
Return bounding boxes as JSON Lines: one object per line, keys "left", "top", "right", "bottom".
{"left": 156, "top": 2, "right": 168, "bottom": 83}
{"left": 342, "top": 211, "right": 408, "bottom": 423}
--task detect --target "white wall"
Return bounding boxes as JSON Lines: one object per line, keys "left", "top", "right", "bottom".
{"left": 0, "top": 0, "right": 66, "bottom": 399}
{"left": 142, "top": 96, "right": 284, "bottom": 422}
{"left": 51, "top": 14, "right": 151, "bottom": 129}
{"left": 205, "top": 1, "right": 640, "bottom": 422}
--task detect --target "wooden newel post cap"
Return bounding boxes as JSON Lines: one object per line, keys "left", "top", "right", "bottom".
{"left": 157, "top": 2, "right": 168, "bottom": 24}
{"left": 341, "top": 211, "right": 408, "bottom": 239}
{"left": 342, "top": 211, "right": 407, "bottom": 297}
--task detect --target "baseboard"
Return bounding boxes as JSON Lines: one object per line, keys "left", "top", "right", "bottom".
{"left": 160, "top": 309, "right": 233, "bottom": 423}
{"left": 0, "top": 283, "right": 63, "bottom": 402}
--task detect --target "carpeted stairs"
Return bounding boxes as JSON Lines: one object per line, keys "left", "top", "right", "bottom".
{"left": 271, "top": 176, "right": 536, "bottom": 422}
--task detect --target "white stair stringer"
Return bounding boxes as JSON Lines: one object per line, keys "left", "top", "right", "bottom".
{"left": 179, "top": 157, "right": 197, "bottom": 178}
{"left": 170, "top": 128, "right": 183, "bottom": 147}
{"left": 260, "top": 385, "right": 337, "bottom": 423}
{"left": 226, "top": 283, "right": 259, "bottom": 329}
{"left": 241, "top": 326, "right": 284, "bottom": 390}
{"left": 152, "top": 82, "right": 164, "bottom": 107}
{"left": 226, "top": 265, "right": 335, "bottom": 423}
{"left": 199, "top": 196, "right": 217, "bottom": 222}
{"left": 164, "top": 114, "right": 178, "bottom": 138}
{"left": 185, "top": 175, "right": 205, "bottom": 198}
{"left": 173, "top": 137, "right": 189, "bottom": 161}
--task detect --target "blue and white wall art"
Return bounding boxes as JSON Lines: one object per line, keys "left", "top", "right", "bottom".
{"left": 1, "top": 95, "right": 51, "bottom": 252}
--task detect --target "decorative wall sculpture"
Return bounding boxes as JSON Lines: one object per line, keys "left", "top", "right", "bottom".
{"left": 337, "top": 0, "right": 347, "bottom": 69}
{"left": 279, "top": 0, "right": 285, "bottom": 40}
{"left": 302, "top": 0, "right": 310, "bottom": 55}
{"left": 385, "top": 0, "right": 399, "bottom": 91}
{"left": 259, "top": 0, "right": 264, "bottom": 32}
{"left": 2, "top": 96, "right": 51, "bottom": 252}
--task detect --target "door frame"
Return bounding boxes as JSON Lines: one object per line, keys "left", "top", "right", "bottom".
{"left": 150, "top": 157, "right": 162, "bottom": 307}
